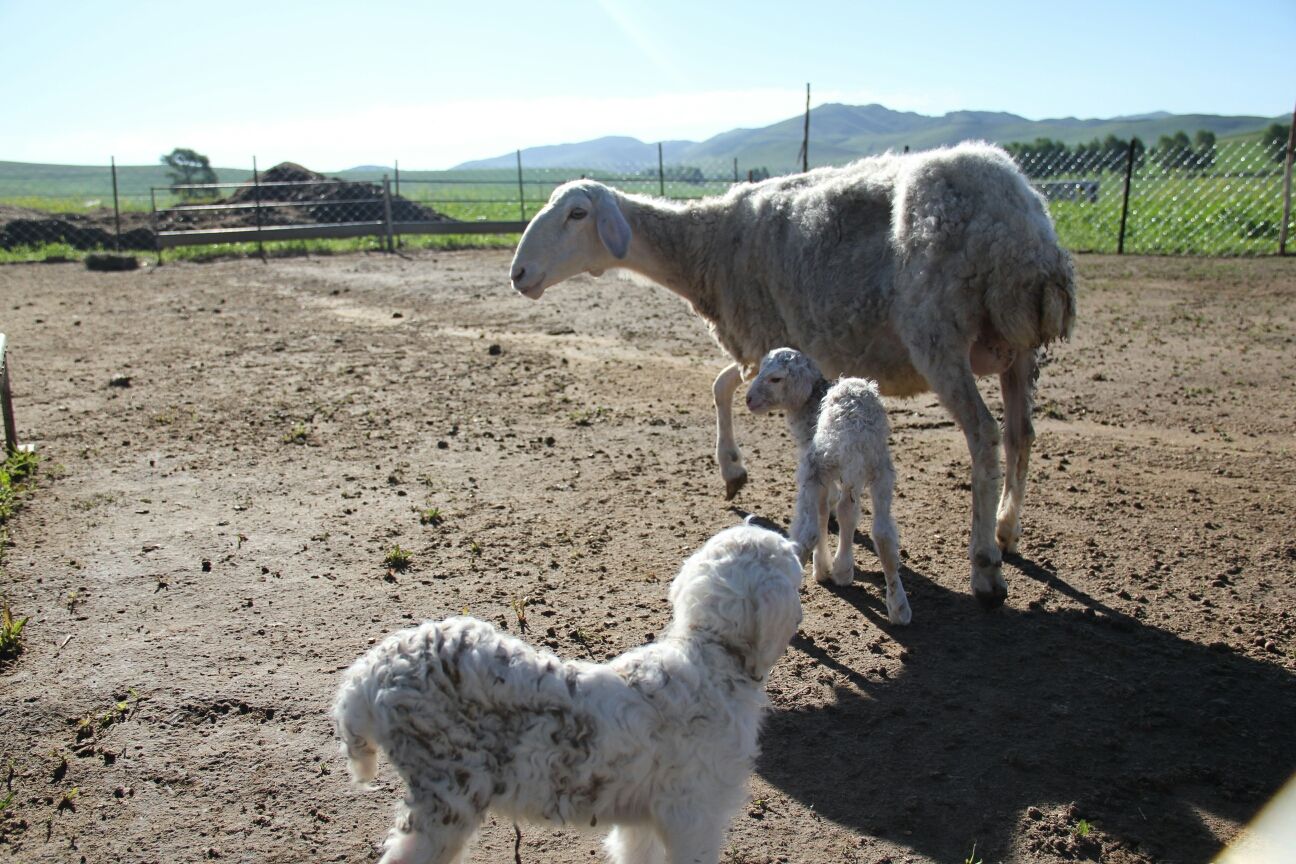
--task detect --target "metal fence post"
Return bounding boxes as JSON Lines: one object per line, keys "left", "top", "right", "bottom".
{"left": 151, "top": 187, "right": 162, "bottom": 265}
{"left": 111, "top": 156, "right": 122, "bottom": 252}
{"left": 252, "top": 156, "right": 266, "bottom": 262}
{"left": 382, "top": 175, "right": 395, "bottom": 253}
{"left": 516, "top": 150, "right": 526, "bottom": 222}
{"left": 733, "top": 158, "right": 738, "bottom": 184}
{"left": 1280, "top": 103, "right": 1295, "bottom": 256}
{"left": 658, "top": 142, "right": 665, "bottom": 197}
{"left": 1117, "top": 139, "right": 1136, "bottom": 255}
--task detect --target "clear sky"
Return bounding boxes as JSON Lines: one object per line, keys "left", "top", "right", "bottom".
{"left": 1, "top": 0, "right": 1292, "bottom": 170}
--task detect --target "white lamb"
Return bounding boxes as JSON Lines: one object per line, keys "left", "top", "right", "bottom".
{"left": 747, "top": 348, "right": 911, "bottom": 626}
{"left": 332, "top": 523, "right": 803, "bottom": 864}
{"left": 509, "top": 142, "right": 1076, "bottom": 610}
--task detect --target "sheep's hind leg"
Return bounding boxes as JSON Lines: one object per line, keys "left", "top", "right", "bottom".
{"left": 713, "top": 363, "right": 748, "bottom": 499}
{"left": 911, "top": 340, "right": 1006, "bottom": 609}
{"left": 996, "top": 350, "right": 1037, "bottom": 555}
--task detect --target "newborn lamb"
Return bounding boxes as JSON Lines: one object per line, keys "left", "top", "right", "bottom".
{"left": 747, "top": 347, "right": 912, "bottom": 625}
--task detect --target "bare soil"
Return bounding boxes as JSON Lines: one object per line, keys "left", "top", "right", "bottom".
{"left": 0, "top": 251, "right": 1293, "bottom": 864}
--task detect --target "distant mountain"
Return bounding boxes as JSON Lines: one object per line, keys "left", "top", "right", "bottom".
{"left": 453, "top": 103, "right": 1285, "bottom": 174}
{"left": 456, "top": 136, "right": 694, "bottom": 171}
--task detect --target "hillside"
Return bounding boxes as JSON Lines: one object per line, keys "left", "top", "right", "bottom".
{"left": 455, "top": 103, "right": 1286, "bottom": 172}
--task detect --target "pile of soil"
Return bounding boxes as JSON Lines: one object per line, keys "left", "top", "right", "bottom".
{"left": 0, "top": 162, "right": 455, "bottom": 251}
{"left": 0, "top": 204, "right": 155, "bottom": 252}
{"left": 161, "top": 161, "right": 453, "bottom": 230}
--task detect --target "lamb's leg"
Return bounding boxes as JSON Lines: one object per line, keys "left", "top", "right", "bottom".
{"left": 911, "top": 344, "right": 1006, "bottom": 609}
{"left": 604, "top": 825, "right": 666, "bottom": 864}
{"left": 869, "top": 466, "right": 911, "bottom": 625}
{"left": 790, "top": 459, "right": 831, "bottom": 579}
{"left": 996, "top": 350, "right": 1037, "bottom": 554}
{"left": 380, "top": 797, "right": 475, "bottom": 864}
{"left": 829, "top": 486, "right": 859, "bottom": 587}
{"left": 713, "top": 363, "right": 748, "bottom": 499}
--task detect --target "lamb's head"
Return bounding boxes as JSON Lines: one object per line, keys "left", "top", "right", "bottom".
{"left": 666, "top": 524, "right": 803, "bottom": 681}
{"left": 509, "top": 180, "right": 632, "bottom": 300}
{"left": 745, "top": 348, "right": 823, "bottom": 415}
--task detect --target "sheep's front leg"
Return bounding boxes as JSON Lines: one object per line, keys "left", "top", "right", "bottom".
{"left": 996, "top": 350, "right": 1037, "bottom": 554}
{"left": 713, "top": 363, "right": 748, "bottom": 499}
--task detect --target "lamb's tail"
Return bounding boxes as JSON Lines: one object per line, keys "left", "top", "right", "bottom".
{"left": 332, "top": 662, "right": 381, "bottom": 785}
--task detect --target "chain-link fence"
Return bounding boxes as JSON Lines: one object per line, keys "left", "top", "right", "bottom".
{"left": 2, "top": 134, "right": 1292, "bottom": 260}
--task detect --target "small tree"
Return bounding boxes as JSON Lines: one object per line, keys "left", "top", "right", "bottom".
{"left": 1262, "top": 122, "right": 1292, "bottom": 164}
{"left": 161, "top": 148, "right": 218, "bottom": 197}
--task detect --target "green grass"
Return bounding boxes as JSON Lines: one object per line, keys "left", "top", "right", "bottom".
{"left": 383, "top": 545, "right": 413, "bottom": 572}
{"left": 0, "top": 449, "right": 39, "bottom": 524}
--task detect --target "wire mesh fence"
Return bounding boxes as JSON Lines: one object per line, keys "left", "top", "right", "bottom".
{"left": 1, "top": 133, "right": 1292, "bottom": 260}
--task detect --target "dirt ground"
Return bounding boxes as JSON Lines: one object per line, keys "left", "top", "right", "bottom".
{"left": 0, "top": 250, "right": 1293, "bottom": 864}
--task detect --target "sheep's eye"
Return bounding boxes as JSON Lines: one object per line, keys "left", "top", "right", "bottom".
{"left": 769, "top": 376, "right": 783, "bottom": 384}
{"left": 569, "top": 208, "right": 587, "bottom": 221}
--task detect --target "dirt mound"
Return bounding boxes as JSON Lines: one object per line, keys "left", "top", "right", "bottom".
{"left": 211, "top": 161, "right": 453, "bottom": 227}
{"left": 0, "top": 210, "right": 156, "bottom": 252}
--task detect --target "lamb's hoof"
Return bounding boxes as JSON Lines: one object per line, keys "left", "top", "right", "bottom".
{"left": 886, "top": 589, "right": 913, "bottom": 625}
{"left": 829, "top": 563, "right": 855, "bottom": 587}
{"left": 724, "top": 471, "right": 748, "bottom": 501}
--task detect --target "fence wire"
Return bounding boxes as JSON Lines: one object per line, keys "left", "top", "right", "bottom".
{"left": 1, "top": 135, "right": 1291, "bottom": 259}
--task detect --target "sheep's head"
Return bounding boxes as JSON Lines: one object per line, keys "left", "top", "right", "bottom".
{"left": 509, "top": 180, "right": 631, "bottom": 300}
{"left": 745, "top": 348, "right": 822, "bottom": 414}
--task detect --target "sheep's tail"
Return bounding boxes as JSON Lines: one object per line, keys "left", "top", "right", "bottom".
{"left": 987, "top": 244, "right": 1077, "bottom": 350}
{"left": 332, "top": 662, "right": 381, "bottom": 786}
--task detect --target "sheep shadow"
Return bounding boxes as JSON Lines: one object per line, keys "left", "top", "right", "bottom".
{"left": 756, "top": 556, "right": 1296, "bottom": 862}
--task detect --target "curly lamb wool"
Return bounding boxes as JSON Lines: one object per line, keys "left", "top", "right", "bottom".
{"left": 332, "top": 523, "right": 803, "bottom": 864}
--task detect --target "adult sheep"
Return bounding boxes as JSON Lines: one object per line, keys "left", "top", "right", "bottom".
{"left": 508, "top": 142, "right": 1075, "bottom": 609}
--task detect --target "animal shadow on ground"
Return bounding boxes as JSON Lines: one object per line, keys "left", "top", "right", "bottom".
{"left": 756, "top": 543, "right": 1296, "bottom": 862}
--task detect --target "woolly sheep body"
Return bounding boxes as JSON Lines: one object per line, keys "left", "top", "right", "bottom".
{"left": 510, "top": 141, "right": 1076, "bottom": 609}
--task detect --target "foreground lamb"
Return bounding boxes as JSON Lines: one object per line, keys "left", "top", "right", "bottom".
{"left": 747, "top": 348, "right": 911, "bottom": 625}
{"left": 509, "top": 142, "right": 1076, "bottom": 609}
{"left": 332, "top": 524, "right": 803, "bottom": 864}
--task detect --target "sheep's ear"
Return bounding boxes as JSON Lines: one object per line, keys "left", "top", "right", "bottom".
{"left": 595, "top": 193, "right": 631, "bottom": 259}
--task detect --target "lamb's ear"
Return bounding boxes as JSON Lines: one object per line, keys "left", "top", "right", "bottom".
{"left": 595, "top": 191, "right": 631, "bottom": 259}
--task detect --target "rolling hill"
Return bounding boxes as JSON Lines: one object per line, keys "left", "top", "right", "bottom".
{"left": 455, "top": 103, "right": 1286, "bottom": 173}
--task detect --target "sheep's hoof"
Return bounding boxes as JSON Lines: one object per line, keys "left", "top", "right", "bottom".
{"left": 972, "top": 555, "right": 1008, "bottom": 610}
{"left": 724, "top": 471, "right": 748, "bottom": 500}
{"left": 973, "top": 581, "right": 1008, "bottom": 610}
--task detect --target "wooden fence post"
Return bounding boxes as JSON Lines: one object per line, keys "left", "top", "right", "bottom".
{"left": 658, "top": 142, "right": 665, "bottom": 197}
